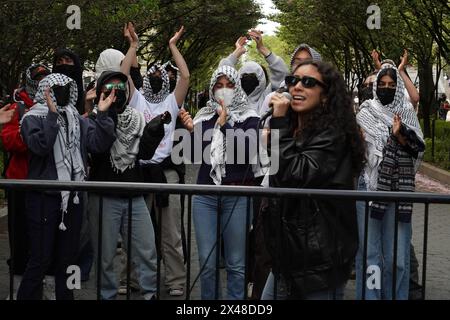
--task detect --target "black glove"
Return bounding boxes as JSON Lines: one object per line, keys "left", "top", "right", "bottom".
{"left": 138, "top": 112, "right": 172, "bottom": 160}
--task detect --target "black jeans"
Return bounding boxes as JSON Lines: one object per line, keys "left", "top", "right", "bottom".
{"left": 17, "top": 192, "right": 82, "bottom": 300}
{"left": 7, "top": 190, "right": 29, "bottom": 275}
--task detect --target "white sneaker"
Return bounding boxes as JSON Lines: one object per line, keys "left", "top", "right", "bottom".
{"left": 118, "top": 285, "right": 127, "bottom": 295}
{"left": 169, "top": 288, "right": 184, "bottom": 297}
{"left": 118, "top": 281, "right": 140, "bottom": 295}
{"left": 43, "top": 276, "right": 56, "bottom": 300}
{"left": 247, "top": 282, "right": 254, "bottom": 298}
{"left": 5, "top": 275, "right": 22, "bottom": 300}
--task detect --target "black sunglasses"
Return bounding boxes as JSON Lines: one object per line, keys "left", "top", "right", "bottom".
{"left": 285, "top": 75, "right": 327, "bottom": 89}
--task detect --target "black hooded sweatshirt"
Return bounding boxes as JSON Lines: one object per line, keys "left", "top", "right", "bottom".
{"left": 53, "top": 48, "right": 84, "bottom": 115}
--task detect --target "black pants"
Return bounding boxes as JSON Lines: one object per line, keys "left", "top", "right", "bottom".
{"left": 409, "top": 244, "right": 423, "bottom": 299}
{"left": 247, "top": 177, "right": 272, "bottom": 300}
{"left": 7, "top": 190, "right": 29, "bottom": 275}
{"left": 17, "top": 192, "right": 82, "bottom": 300}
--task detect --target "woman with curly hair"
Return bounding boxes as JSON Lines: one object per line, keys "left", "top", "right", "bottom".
{"left": 261, "top": 60, "right": 365, "bottom": 300}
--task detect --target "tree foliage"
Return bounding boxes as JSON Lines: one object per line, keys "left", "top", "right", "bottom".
{"left": 0, "top": 0, "right": 262, "bottom": 95}
{"left": 273, "top": 0, "right": 450, "bottom": 137}
{"left": 245, "top": 35, "right": 291, "bottom": 68}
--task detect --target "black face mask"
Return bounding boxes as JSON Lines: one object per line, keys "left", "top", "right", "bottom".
{"left": 241, "top": 75, "right": 259, "bottom": 96}
{"left": 52, "top": 84, "right": 71, "bottom": 106}
{"left": 111, "top": 90, "right": 128, "bottom": 113}
{"left": 359, "top": 85, "right": 374, "bottom": 104}
{"left": 169, "top": 79, "right": 176, "bottom": 93}
{"left": 376, "top": 87, "right": 396, "bottom": 106}
{"left": 53, "top": 64, "right": 78, "bottom": 81}
{"left": 149, "top": 76, "right": 163, "bottom": 94}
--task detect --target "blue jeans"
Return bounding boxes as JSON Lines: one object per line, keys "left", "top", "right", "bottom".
{"left": 89, "top": 195, "right": 157, "bottom": 300}
{"left": 261, "top": 272, "right": 345, "bottom": 300}
{"left": 193, "top": 195, "right": 251, "bottom": 300}
{"left": 355, "top": 177, "right": 411, "bottom": 300}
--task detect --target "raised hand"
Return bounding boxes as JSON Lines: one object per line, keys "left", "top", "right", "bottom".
{"left": 179, "top": 107, "right": 193, "bottom": 132}
{"left": 124, "top": 22, "right": 139, "bottom": 48}
{"left": 392, "top": 113, "right": 407, "bottom": 145}
{"left": 216, "top": 102, "right": 228, "bottom": 127}
{"left": 248, "top": 29, "right": 271, "bottom": 57}
{"left": 45, "top": 88, "right": 57, "bottom": 113}
{"left": 371, "top": 49, "right": 381, "bottom": 70}
{"left": 85, "top": 87, "right": 96, "bottom": 102}
{"left": 98, "top": 89, "right": 116, "bottom": 112}
{"left": 169, "top": 26, "right": 185, "bottom": 46}
{"left": 270, "top": 92, "right": 291, "bottom": 117}
{"left": 393, "top": 114, "right": 401, "bottom": 137}
{"left": 248, "top": 29, "right": 263, "bottom": 47}
{"left": 398, "top": 49, "right": 409, "bottom": 72}
{"left": 234, "top": 36, "right": 248, "bottom": 56}
{"left": 0, "top": 104, "right": 15, "bottom": 124}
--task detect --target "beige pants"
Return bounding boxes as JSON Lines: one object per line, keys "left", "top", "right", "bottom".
{"left": 146, "top": 169, "right": 186, "bottom": 290}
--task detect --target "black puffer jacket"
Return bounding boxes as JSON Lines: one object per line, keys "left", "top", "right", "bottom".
{"left": 264, "top": 117, "right": 358, "bottom": 298}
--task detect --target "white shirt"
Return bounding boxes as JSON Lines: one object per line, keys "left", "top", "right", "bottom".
{"left": 128, "top": 89, "right": 179, "bottom": 164}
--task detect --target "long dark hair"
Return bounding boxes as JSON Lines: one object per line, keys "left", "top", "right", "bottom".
{"left": 291, "top": 60, "right": 366, "bottom": 176}
{"left": 376, "top": 68, "right": 397, "bottom": 86}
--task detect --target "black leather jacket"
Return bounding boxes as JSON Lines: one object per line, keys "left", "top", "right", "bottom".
{"left": 264, "top": 117, "right": 358, "bottom": 297}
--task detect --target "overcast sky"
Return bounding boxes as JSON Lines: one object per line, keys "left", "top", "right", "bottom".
{"left": 255, "top": 0, "right": 280, "bottom": 35}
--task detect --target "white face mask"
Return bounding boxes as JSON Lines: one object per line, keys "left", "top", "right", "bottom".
{"left": 214, "top": 88, "right": 234, "bottom": 108}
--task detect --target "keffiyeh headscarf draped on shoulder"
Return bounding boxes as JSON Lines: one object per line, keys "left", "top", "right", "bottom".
{"left": 193, "top": 65, "right": 258, "bottom": 126}
{"left": 356, "top": 64, "right": 424, "bottom": 191}
{"left": 163, "top": 60, "right": 180, "bottom": 80}
{"left": 193, "top": 66, "right": 258, "bottom": 185}
{"left": 140, "top": 63, "right": 170, "bottom": 104}
{"left": 22, "top": 73, "right": 85, "bottom": 231}
{"left": 25, "top": 64, "right": 50, "bottom": 100}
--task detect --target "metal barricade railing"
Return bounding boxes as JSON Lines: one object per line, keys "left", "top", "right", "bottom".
{"left": 1, "top": 179, "right": 450, "bottom": 300}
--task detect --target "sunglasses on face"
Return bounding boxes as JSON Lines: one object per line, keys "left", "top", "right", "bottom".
{"left": 102, "top": 82, "right": 127, "bottom": 91}
{"left": 285, "top": 75, "right": 327, "bottom": 89}
{"left": 101, "top": 82, "right": 127, "bottom": 98}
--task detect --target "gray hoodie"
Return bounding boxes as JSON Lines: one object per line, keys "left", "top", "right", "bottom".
{"left": 290, "top": 43, "right": 322, "bottom": 70}
{"left": 219, "top": 52, "right": 289, "bottom": 116}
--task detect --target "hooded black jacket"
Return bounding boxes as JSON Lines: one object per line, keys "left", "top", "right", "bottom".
{"left": 53, "top": 48, "right": 84, "bottom": 114}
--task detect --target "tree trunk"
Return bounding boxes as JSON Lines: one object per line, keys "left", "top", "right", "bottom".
{"left": 417, "top": 58, "right": 435, "bottom": 138}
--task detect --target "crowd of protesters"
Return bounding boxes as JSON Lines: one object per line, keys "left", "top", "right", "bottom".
{"left": 0, "top": 21, "right": 425, "bottom": 300}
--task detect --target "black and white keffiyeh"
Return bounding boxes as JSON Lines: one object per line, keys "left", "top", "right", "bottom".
{"left": 162, "top": 60, "right": 180, "bottom": 82}
{"left": 140, "top": 63, "right": 170, "bottom": 104}
{"left": 356, "top": 65, "right": 424, "bottom": 191}
{"left": 370, "top": 136, "right": 415, "bottom": 222}
{"left": 22, "top": 73, "right": 85, "bottom": 231}
{"left": 193, "top": 65, "right": 259, "bottom": 185}
{"left": 110, "top": 106, "right": 145, "bottom": 173}
{"left": 25, "top": 64, "right": 49, "bottom": 100}
{"left": 193, "top": 65, "right": 258, "bottom": 126}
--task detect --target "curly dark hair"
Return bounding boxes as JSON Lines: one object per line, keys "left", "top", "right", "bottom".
{"left": 291, "top": 60, "right": 366, "bottom": 176}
